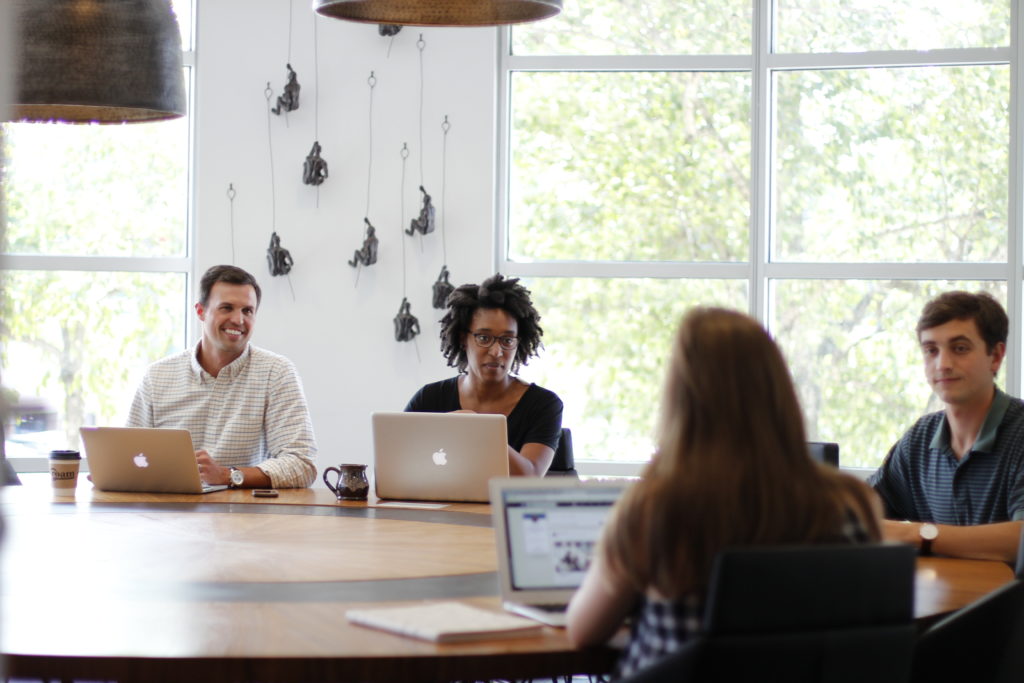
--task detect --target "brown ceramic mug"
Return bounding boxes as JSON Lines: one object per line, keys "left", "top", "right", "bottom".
{"left": 323, "top": 463, "right": 369, "bottom": 501}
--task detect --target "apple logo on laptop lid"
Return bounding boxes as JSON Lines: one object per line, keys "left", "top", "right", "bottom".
{"left": 133, "top": 453, "right": 149, "bottom": 468}
{"left": 432, "top": 448, "right": 447, "bottom": 466}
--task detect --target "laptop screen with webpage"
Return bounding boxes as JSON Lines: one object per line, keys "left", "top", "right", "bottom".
{"left": 490, "top": 477, "right": 630, "bottom": 610}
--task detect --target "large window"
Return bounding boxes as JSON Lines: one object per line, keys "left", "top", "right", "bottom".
{"left": 1, "top": 0, "right": 194, "bottom": 462}
{"left": 499, "top": 0, "right": 1017, "bottom": 470}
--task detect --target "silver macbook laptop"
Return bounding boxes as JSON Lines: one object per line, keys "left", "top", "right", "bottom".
{"left": 489, "top": 476, "right": 630, "bottom": 627}
{"left": 80, "top": 426, "right": 229, "bottom": 494}
{"left": 372, "top": 412, "right": 509, "bottom": 503}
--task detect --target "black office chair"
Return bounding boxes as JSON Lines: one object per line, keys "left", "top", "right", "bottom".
{"left": 546, "top": 427, "right": 578, "bottom": 478}
{"left": 911, "top": 579, "right": 1024, "bottom": 683}
{"left": 621, "top": 543, "right": 917, "bottom": 683}
{"left": 807, "top": 441, "right": 839, "bottom": 467}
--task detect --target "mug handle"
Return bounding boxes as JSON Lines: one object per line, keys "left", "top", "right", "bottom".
{"left": 322, "top": 466, "right": 341, "bottom": 495}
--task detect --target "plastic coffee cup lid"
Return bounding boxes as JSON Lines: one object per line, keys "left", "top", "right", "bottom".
{"left": 49, "top": 450, "right": 81, "bottom": 460}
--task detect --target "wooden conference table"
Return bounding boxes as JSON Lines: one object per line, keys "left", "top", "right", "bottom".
{"left": 1, "top": 475, "right": 1016, "bottom": 683}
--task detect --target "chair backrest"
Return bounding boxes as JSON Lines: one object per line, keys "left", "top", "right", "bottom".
{"left": 621, "top": 543, "right": 917, "bottom": 683}
{"left": 912, "top": 579, "right": 1024, "bottom": 683}
{"left": 807, "top": 441, "right": 839, "bottom": 467}
{"left": 545, "top": 427, "right": 577, "bottom": 477}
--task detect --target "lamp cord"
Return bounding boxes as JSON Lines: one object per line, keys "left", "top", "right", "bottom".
{"left": 313, "top": 11, "right": 320, "bottom": 208}
{"left": 286, "top": 0, "right": 293, "bottom": 66}
{"left": 365, "top": 72, "right": 376, "bottom": 219}
{"left": 441, "top": 116, "right": 450, "bottom": 266}
{"left": 264, "top": 84, "right": 276, "bottom": 234}
{"left": 418, "top": 34, "right": 426, "bottom": 186}
{"left": 227, "top": 183, "right": 237, "bottom": 264}
{"left": 400, "top": 143, "right": 409, "bottom": 297}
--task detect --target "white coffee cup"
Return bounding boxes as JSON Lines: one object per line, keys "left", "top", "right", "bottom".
{"left": 49, "top": 450, "right": 81, "bottom": 496}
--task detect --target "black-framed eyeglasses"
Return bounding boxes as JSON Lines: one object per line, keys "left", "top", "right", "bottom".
{"left": 470, "top": 331, "right": 519, "bottom": 350}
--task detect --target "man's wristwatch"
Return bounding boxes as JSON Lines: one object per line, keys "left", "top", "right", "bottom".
{"left": 919, "top": 523, "right": 939, "bottom": 556}
{"left": 229, "top": 467, "right": 245, "bottom": 489}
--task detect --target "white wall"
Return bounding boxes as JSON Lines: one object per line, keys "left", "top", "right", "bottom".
{"left": 194, "top": 2, "right": 498, "bottom": 476}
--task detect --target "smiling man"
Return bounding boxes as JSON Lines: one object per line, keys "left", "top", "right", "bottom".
{"left": 127, "top": 265, "right": 317, "bottom": 488}
{"left": 869, "top": 291, "right": 1024, "bottom": 561}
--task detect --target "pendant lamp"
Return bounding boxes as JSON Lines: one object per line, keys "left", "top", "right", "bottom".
{"left": 9, "top": 0, "right": 187, "bottom": 124}
{"left": 313, "top": 0, "right": 563, "bottom": 27}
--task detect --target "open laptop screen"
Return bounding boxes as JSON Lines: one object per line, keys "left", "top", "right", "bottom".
{"left": 500, "top": 482, "right": 626, "bottom": 592}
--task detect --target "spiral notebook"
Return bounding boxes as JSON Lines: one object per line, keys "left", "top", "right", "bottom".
{"left": 346, "top": 601, "right": 542, "bottom": 643}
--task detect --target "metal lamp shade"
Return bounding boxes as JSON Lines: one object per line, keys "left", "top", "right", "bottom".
{"left": 313, "top": 0, "right": 563, "bottom": 27}
{"left": 11, "top": 0, "right": 186, "bottom": 124}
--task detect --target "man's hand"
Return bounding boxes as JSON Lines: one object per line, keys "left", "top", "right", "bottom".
{"left": 881, "top": 519, "right": 1023, "bottom": 562}
{"left": 195, "top": 450, "right": 229, "bottom": 486}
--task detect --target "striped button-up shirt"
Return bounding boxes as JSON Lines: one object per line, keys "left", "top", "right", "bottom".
{"left": 127, "top": 342, "right": 317, "bottom": 488}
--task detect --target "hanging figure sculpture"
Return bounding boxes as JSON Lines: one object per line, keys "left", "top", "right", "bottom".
{"left": 393, "top": 297, "right": 420, "bottom": 342}
{"left": 348, "top": 218, "right": 379, "bottom": 268}
{"left": 406, "top": 185, "right": 435, "bottom": 236}
{"left": 432, "top": 265, "right": 454, "bottom": 309}
{"left": 272, "top": 64, "right": 300, "bottom": 115}
{"left": 302, "top": 140, "right": 328, "bottom": 186}
{"left": 267, "top": 231, "right": 294, "bottom": 276}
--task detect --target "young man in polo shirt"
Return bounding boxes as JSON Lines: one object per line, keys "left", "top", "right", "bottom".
{"left": 870, "top": 291, "right": 1024, "bottom": 562}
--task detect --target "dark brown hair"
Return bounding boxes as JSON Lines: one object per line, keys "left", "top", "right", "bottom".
{"left": 198, "top": 265, "right": 262, "bottom": 309}
{"left": 601, "top": 307, "right": 882, "bottom": 599}
{"left": 916, "top": 291, "right": 1006, "bottom": 354}
{"left": 438, "top": 273, "right": 543, "bottom": 374}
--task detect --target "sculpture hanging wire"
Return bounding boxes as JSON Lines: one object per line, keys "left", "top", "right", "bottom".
{"left": 394, "top": 143, "right": 421, "bottom": 349}
{"left": 406, "top": 34, "right": 435, "bottom": 240}
{"left": 349, "top": 72, "right": 379, "bottom": 286}
{"left": 264, "top": 84, "right": 296, "bottom": 298}
{"left": 272, "top": 2, "right": 300, "bottom": 119}
{"left": 432, "top": 115, "right": 455, "bottom": 308}
{"left": 227, "top": 183, "right": 237, "bottom": 264}
{"left": 302, "top": 13, "right": 329, "bottom": 201}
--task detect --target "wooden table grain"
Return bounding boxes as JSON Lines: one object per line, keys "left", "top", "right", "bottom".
{"left": 1, "top": 475, "right": 1014, "bottom": 682}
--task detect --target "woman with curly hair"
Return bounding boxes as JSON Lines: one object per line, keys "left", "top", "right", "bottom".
{"left": 566, "top": 307, "right": 883, "bottom": 677}
{"left": 404, "top": 273, "right": 563, "bottom": 476}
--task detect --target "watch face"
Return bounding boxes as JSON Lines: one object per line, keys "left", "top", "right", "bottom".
{"left": 920, "top": 523, "right": 939, "bottom": 541}
{"left": 231, "top": 468, "right": 245, "bottom": 486}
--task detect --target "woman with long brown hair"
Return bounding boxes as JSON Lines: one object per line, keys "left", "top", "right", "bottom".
{"left": 566, "top": 307, "right": 882, "bottom": 677}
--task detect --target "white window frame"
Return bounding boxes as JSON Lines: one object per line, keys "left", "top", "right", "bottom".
{"left": 1, "top": 18, "right": 197, "bottom": 473}
{"left": 496, "top": 1, "right": 1024, "bottom": 477}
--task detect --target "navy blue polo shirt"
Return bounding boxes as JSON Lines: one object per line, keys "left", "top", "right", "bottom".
{"left": 869, "top": 388, "right": 1024, "bottom": 524}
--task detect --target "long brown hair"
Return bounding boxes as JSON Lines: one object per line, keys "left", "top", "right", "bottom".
{"left": 602, "top": 307, "right": 881, "bottom": 599}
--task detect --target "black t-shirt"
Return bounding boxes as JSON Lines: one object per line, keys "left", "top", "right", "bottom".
{"left": 404, "top": 377, "right": 563, "bottom": 452}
